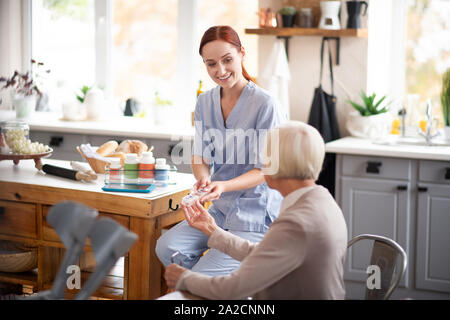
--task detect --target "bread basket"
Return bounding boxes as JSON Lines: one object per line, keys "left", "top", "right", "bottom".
{"left": 0, "top": 241, "right": 38, "bottom": 273}
{"left": 77, "top": 145, "right": 109, "bottom": 174}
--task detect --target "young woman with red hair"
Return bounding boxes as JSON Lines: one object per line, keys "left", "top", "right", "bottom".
{"left": 156, "top": 26, "right": 286, "bottom": 277}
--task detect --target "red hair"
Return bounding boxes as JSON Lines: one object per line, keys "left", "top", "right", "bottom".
{"left": 199, "top": 25, "right": 256, "bottom": 84}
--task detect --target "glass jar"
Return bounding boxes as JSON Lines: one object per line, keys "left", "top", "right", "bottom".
{"left": 299, "top": 8, "right": 313, "bottom": 28}
{"left": 0, "top": 120, "right": 30, "bottom": 154}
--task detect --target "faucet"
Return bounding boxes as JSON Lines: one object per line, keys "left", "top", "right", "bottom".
{"left": 418, "top": 99, "right": 440, "bottom": 145}
{"left": 398, "top": 107, "right": 407, "bottom": 138}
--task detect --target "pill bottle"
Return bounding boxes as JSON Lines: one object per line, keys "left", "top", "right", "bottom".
{"left": 154, "top": 158, "right": 170, "bottom": 187}
{"left": 139, "top": 151, "right": 155, "bottom": 184}
{"left": 105, "top": 157, "right": 122, "bottom": 184}
{"left": 124, "top": 153, "right": 139, "bottom": 183}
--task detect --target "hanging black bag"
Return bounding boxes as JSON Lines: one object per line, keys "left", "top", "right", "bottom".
{"left": 307, "top": 37, "right": 340, "bottom": 196}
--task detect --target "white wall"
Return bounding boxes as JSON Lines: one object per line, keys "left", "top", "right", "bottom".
{"left": 257, "top": 0, "right": 370, "bottom": 137}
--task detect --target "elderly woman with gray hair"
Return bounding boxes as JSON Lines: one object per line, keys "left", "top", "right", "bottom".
{"left": 164, "top": 121, "right": 348, "bottom": 300}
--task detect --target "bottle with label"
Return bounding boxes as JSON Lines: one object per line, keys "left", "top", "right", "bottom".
{"left": 124, "top": 153, "right": 139, "bottom": 183}
{"left": 139, "top": 151, "right": 155, "bottom": 184}
{"left": 154, "top": 158, "right": 170, "bottom": 187}
{"left": 105, "top": 158, "right": 122, "bottom": 184}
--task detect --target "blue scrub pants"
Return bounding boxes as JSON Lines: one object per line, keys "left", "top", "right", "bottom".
{"left": 155, "top": 206, "right": 264, "bottom": 276}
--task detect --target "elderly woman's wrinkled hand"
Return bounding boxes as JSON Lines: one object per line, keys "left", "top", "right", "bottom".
{"left": 164, "top": 263, "right": 187, "bottom": 289}
{"left": 181, "top": 200, "right": 218, "bottom": 237}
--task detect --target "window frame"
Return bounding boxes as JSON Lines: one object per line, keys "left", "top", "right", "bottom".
{"left": 367, "top": 0, "right": 407, "bottom": 107}
{"left": 25, "top": 0, "right": 199, "bottom": 114}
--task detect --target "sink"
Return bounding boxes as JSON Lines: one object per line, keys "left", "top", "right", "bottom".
{"left": 372, "top": 137, "right": 450, "bottom": 147}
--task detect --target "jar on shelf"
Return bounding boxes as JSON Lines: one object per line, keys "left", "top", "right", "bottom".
{"left": 299, "top": 8, "right": 313, "bottom": 28}
{"left": 0, "top": 120, "right": 30, "bottom": 154}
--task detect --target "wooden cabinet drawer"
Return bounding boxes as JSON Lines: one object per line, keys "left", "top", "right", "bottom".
{"left": 342, "top": 155, "right": 411, "bottom": 180}
{"left": 419, "top": 160, "right": 450, "bottom": 184}
{"left": 42, "top": 205, "right": 129, "bottom": 243}
{"left": 0, "top": 200, "right": 37, "bottom": 239}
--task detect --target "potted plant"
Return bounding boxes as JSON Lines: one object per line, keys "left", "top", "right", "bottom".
{"left": 278, "top": 6, "right": 297, "bottom": 28}
{"left": 441, "top": 67, "right": 450, "bottom": 140}
{"left": 0, "top": 61, "right": 44, "bottom": 119}
{"left": 345, "top": 91, "right": 392, "bottom": 139}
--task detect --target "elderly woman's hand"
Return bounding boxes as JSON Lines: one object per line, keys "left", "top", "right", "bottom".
{"left": 199, "top": 181, "right": 227, "bottom": 203}
{"left": 181, "top": 200, "right": 218, "bottom": 237}
{"left": 164, "top": 263, "right": 187, "bottom": 289}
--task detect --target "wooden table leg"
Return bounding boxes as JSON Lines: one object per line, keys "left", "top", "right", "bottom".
{"left": 127, "top": 216, "right": 162, "bottom": 300}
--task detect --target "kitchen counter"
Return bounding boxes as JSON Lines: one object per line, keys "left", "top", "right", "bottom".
{"left": 0, "top": 110, "right": 195, "bottom": 140}
{"left": 325, "top": 136, "right": 450, "bottom": 161}
{"left": 0, "top": 158, "right": 196, "bottom": 299}
{"left": 0, "top": 158, "right": 196, "bottom": 203}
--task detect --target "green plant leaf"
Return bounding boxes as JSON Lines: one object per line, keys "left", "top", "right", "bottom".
{"left": 347, "top": 100, "right": 366, "bottom": 116}
{"left": 373, "top": 95, "right": 386, "bottom": 111}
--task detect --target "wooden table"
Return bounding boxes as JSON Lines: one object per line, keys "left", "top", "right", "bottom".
{"left": 0, "top": 159, "right": 195, "bottom": 299}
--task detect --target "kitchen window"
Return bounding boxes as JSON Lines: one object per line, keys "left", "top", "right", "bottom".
{"left": 368, "top": 0, "right": 449, "bottom": 129}
{"left": 404, "top": 0, "right": 450, "bottom": 128}
{"left": 31, "top": 0, "right": 96, "bottom": 99}
{"left": 28, "top": 0, "right": 258, "bottom": 123}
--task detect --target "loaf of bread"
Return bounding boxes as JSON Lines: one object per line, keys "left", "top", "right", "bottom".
{"left": 96, "top": 140, "right": 118, "bottom": 156}
{"left": 116, "top": 140, "right": 148, "bottom": 156}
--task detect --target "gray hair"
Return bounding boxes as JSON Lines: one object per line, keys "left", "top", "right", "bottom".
{"left": 262, "top": 121, "right": 325, "bottom": 180}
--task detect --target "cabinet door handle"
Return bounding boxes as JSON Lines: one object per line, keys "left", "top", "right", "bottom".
{"left": 418, "top": 186, "right": 428, "bottom": 192}
{"left": 397, "top": 185, "right": 408, "bottom": 191}
{"left": 445, "top": 168, "right": 450, "bottom": 180}
{"left": 366, "top": 161, "right": 382, "bottom": 174}
{"left": 49, "top": 136, "right": 64, "bottom": 147}
{"left": 0, "top": 206, "right": 4, "bottom": 215}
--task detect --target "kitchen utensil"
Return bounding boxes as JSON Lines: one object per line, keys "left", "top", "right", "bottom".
{"left": 346, "top": 0, "right": 368, "bottom": 29}
{"left": 299, "top": 8, "right": 313, "bottom": 28}
{"left": 35, "top": 160, "right": 97, "bottom": 181}
{"left": 319, "top": 1, "right": 341, "bottom": 30}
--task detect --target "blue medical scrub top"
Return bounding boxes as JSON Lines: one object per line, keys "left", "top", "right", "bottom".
{"left": 193, "top": 81, "right": 286, "bottom": 233}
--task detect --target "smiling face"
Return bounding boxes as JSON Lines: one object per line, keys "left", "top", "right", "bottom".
{"left": 201, "top": 40, "right": 246, "bottom": 90}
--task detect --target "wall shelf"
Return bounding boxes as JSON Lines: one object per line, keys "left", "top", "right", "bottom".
{"left": 244, "top": 27, "right": 368, "bottom": 38}
{"left": 245, "top": 28, "right": 368, "bottom": 63}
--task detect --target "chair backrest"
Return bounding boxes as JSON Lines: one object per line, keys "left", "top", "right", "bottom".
{"left": 74, "top": 217, "right": 137, "bottom": 300}
{"left": 347, "top": 234, "right": 407, "bottom": 300}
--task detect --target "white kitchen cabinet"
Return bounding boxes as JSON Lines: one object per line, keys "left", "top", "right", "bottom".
{"left": 415, "top": 160, "right": 450, "bottom": 294}
{"left": 341, "top": 176, "right": 411, "bottom": 288}
{"left": 336, "top": 154, "right": 450, "bottom": 299}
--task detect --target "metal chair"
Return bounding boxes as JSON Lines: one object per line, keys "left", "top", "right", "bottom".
{"left": 74, "top": 217, "right": 137, "bottom": 300}
{"left": 26, "top": 201, "right": 98, "bottom": 300}
{"left": 347, "top": 234, "right": 407, "bottom": 300}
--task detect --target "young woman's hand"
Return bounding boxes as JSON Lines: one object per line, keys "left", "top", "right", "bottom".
{"left": 181, "top": 201, "right": 217, "bottom": 237}
{"left": 164, "top": 263, "right": 187, "bottom": 289}
{"left": 193, "top": 176, "right": 211, "bottom": 192}
{"left": 200, "top": 181, "right": 227, "bottom": 202}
